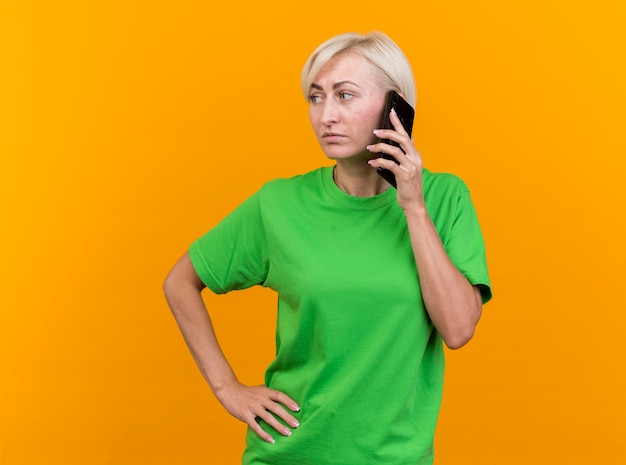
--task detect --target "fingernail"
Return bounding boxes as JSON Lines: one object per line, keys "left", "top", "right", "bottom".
{"left": 373, "top": 129, "right": 381, "bottom": 134}
{"left": 268, "top": 437, "right": 276, "bottom": 444}
{"left": 293, "top": 404, "right": 300, "bottom": 412}
{"left": 291, "top": 420, "right": 300, "bottom": 428}
{"left": 284, "top": 429, "right": 292, "bottom": 436}
{"left": 366, "top": 145, "right": 375, "bottom": 151}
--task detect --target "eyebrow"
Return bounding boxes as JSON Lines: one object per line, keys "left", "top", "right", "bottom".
{"left": 309, "top": 81, "right": 360, "bottom": 91}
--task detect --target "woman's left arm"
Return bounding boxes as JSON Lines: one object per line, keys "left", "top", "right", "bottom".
{"left": 402, "top": 204, "right": 483, "bottom": 349}
{"left": 368, "top": 108, "right": 482, "bottom": 349}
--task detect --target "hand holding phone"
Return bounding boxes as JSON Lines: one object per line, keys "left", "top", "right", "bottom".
{"left": 376, "top": 91, "right": 415, "bottom": 188}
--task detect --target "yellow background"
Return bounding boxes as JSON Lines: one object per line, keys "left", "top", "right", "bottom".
{"left": 1, "top": 0, "right": 625, "bottom": 463}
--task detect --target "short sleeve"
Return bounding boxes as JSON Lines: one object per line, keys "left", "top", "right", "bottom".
{"left": 444, "top": 190, "right": 492, "bottom": 304}
{"left": 188, "top": 191, "right": 269, "bottom": 294}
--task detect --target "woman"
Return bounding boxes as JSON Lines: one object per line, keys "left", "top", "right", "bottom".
{"left": 163, "top": 31, "right": 492, "bottom": 465}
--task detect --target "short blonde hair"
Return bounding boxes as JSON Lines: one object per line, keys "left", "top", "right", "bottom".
{"left": 301, "top": 31, "right": 416, "bottom": 107}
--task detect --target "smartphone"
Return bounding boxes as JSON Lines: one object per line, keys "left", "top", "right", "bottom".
{"left": 376, "top": 91, "right": 415, "bottom": 188}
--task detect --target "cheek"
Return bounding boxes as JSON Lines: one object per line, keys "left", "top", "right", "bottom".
{"left": 355, "top": 107, "right": 383, "bottom": 134}
{"left": 356, "top": 109, "right": 383, "bottom": 145}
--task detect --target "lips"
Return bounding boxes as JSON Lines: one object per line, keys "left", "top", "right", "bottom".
{"left": 322, "top": 132, "right": 345, "bottom": 143}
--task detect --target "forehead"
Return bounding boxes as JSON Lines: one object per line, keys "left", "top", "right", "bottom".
{"left": 312, "top": 52, "right": 379, "bottom": 87}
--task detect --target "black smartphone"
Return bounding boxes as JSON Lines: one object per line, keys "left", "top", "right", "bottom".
{"left": 376, "top": 90, "right": 415, "bottom": 188}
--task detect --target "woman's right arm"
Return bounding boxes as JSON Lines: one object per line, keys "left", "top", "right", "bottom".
{"left": 162, "top": 253, "right": 300, "bottom": 443}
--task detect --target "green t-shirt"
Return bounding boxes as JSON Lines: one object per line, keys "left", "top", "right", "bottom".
{"left": 189, "top": 166, "right": 491, "bottom": 465}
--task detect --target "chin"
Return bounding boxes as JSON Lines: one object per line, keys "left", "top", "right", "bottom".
{"left": 321, "top": 146, "right": 367, "bottom": 161}
{"left": 325, "top": 152, "right": 371, "bottom": 162}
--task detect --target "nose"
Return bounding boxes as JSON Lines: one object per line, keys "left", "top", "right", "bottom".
{"left": 320, "top": 99, "right": 339, "bottom": 126}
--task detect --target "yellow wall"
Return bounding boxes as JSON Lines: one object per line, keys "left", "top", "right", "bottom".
{"left": 2, "top": 1, "right": 625, "bottom": 463}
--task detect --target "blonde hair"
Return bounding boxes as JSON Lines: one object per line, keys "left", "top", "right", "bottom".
{"left": 300, "top": 31, "right": 416, "bottom": 107}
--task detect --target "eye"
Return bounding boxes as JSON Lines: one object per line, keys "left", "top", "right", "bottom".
{"left": 339, "top": 92, "right": 354, "bottom": 101}
{"left": 309, "top": 94, "right": 322, "bottom": 104}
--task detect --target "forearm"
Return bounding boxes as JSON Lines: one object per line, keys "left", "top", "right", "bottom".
{"left": 163, "top": 257, "right": 238, "bottom": 393}
{"left": 405, "top": 204, "right": 482, "bottom": 349}
{"left": 163, "top": 254, "right": 301, "bottom": 443}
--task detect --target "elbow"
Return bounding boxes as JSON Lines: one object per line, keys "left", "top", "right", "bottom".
{"left": 162, "top": 267, "right": 178, "bottom": 297}
{"left": 162, "top": 269, "right": 194, "bottom": 302}
{"left": 443, "top": 326, "right": 476, "bottom": 350}
{"left": 432, "top": 284, "right": 484, "bottom": 350}
{"left": 162, "top": 265, "right": 190, "bottom": 305}
{"left": 162, "top": 252, "right": 206, "bottom": 300}
{"left": 441, "top": 304, "right": 482, "bottom": 350}
{"left": 162, "top": 271, "right": 178, "bottom": 305}
{"left": 162, "top": 274, "right": 173, "bottom": 298}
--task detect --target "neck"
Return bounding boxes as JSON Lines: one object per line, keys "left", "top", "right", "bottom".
{"left": 333, "top": 159, "right": 390, "bottom": 197}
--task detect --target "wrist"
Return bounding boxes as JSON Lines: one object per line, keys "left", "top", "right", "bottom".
{"left": 212, "top": 379, "right": 240, "bottom": 402}
{"left": 402, "top": 201, "right": 428, "bottom": 219}
{"left": 208, "top": 371, "right": 239, "bottom": 396}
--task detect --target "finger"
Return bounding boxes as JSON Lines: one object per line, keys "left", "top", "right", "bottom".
{"left": 368, "top": 157, "right": 403, "bottom": 173}
{"left": 264, "top": 401, "right": 301, "bottom": 430}
{"left": 389, "top": 107, "right": 409, "bottom": 136}
{"left": 373, "top": 128, "right": 405, "bottom": 146}
{"left": 265, "top": 389, "right": 301, "bottom": 429}
{"left": 266, "top": 389, "right": 300, "bottom": 413}
{"left": 372, "top": 129, "right": 412, "bottom": 157}
{"left": 248, "top": 417, "right": 276, "bottom": 444}
{"left": 255, "top": 408, "right": 294, "bottom": 437}
{"left": 367, "top": 143, "right": 409, "bottom": 166}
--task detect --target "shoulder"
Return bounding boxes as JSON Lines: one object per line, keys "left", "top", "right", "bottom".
{"left": 422, "top": 168, "right": 475, "bottom": 219}
{"left": 258, "top": 167, "right": 328, "bottom": 198}
{"left": 422, "top": 168, "right": 470, "bottom": 199}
